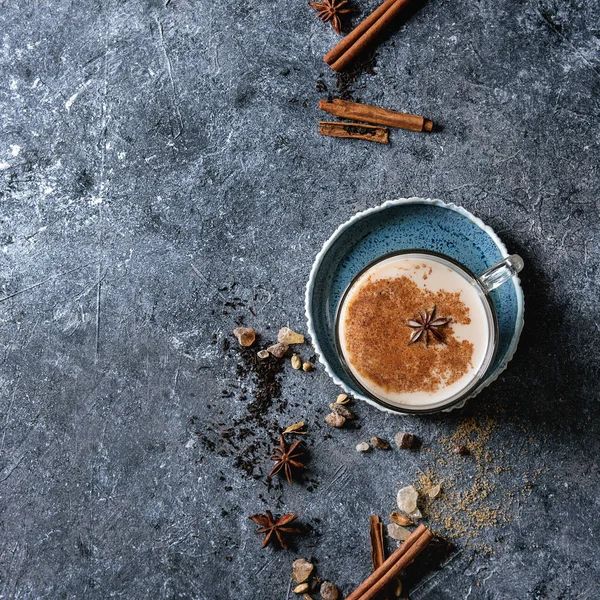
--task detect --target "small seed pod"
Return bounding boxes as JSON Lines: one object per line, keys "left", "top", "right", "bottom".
{"left": 233, "top": 327, "right": 255, "bottom": 347}
{"left": 336, "top": 393, "right": 350, "bottom": 404}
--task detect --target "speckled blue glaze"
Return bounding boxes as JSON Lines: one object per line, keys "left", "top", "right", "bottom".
{"left": 306, "top": 198, "right": 524, "bottom": 414}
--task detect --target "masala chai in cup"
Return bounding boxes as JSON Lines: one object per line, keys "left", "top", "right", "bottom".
{"left": 336, "top": 252, "right": 498, "bottom": 412}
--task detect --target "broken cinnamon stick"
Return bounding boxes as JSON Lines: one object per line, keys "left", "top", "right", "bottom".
{"left": 319, "top": 99, "right": 433, "bottom": 132}
{"left": 369, "top": 516, "right": 390, "bottom": 600}
{"left": 325, "top": 0, "right": 415, "bottom": 72}
{"left": 346, "top": 524, "right": 433, "bottom": 600}
{"left": 318, "top": 121, "right": 389, "bottom": 144}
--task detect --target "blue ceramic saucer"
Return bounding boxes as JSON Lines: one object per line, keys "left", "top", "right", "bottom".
{"left": 305, "top": 198, "right": 525, "bottom": 415}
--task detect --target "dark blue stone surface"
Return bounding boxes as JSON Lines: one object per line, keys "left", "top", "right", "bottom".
{"left": 0, "top": 0, "right": 599, "bottom": 598}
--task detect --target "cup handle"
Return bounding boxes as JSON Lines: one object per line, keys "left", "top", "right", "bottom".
{"left": 477, "top": 254, "right": 524, "bottom": 294}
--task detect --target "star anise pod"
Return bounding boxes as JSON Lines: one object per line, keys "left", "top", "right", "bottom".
{"left": 248, "top": 511, "right": 301, "bottom": 549}
{"left": 309, "top": 0, "right": 354, "bottom": 35}
{"left": 269, "top": 435, "right": 307, "bottom": 483}
{"left": 407, "top": 305, "right": 452, "bottom": 347}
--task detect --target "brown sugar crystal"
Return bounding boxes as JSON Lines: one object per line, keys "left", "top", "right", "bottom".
{"left": 343, "top": 276, "right": 474, "bottom": 395}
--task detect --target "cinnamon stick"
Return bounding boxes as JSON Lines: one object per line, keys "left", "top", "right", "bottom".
{"left": 319, "top": 99, "right": 433, "bottom": 132}
{"left": 369, "top": 516, "right": 390, "bottom": 600}
{"left": 318, "top": 121, "right": 389, "bottom": 144}
{"left": 324, "top": 0, "right": 399, "bottom": 66}
{"left": 325, "top": 0, "right": 415, "bottom": 72}
{"left": 346, "top": 524, "right": 433, "bottom": 600}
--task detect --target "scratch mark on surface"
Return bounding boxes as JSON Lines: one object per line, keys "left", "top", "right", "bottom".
{"left": 168, "top": 531, "right": 191, "bottom": 547}
{"left": 481, "top": 567, "right": 498, "bottom": 584}
{"left": 170, "top": 354, "right": 182, "bottom": 399}
{"left": 285, "top": 578, "right": 292, "bottom": 599}
{"left": 0, "top": 377, "right": 20, "bottom": 453}
{"left": 255, "top": 31, "right": 272, "bottom": 66}
{"left": 24, "top": 219, "right": 57, "bottom": 241}
{"left": 0, "top": 454, "right": 26, "bottom": 483}
{"left": 327, "top": 464, "right": 348, "bottom": 488}
{"left": 307, "top": 464, "right": 351, "bottom": 509}
{"left": 583, "top": 237, "right": 594, "bottom": 263}
{"left": 0, "top": 542, "right": 19, "bottom": 598}
{"left": 65, "top": 79, "right": 93, "bottom": 111}
{"left": 145, "top": 351, "right": 151, "bottom": 410}
{"left": 537, "top": 7, "right": 600, "bottom": 80}
{"left": 411, "top": 549, "right": 464, "bottom": 598}
{"left": 95, "top": 264, "right": 102, "bottom": 363}
{"left": 155, "top": 18, "right": 184, "bottom": 139}
{"left": 93, "top": 33, "right": 111, "bottom": 361}
{"left": 0, "top": 263, "right": 93, "bottom": 304}
{"left": 190, "top": 263, "right": 227, "bottom": 302}
{"left": 252, "top": 560, "right": 272, "bottom": 578}
{"left": 93, "top": 44, "right": 111, "bottom": 207}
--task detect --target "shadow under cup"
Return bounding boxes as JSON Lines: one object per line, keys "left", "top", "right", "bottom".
{"left": 334, "top": 249, "right": 522, "bottom": 415}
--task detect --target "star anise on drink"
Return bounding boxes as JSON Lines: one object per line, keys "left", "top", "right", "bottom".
{"left": 309, "top": 0, "right": 355, "bottom": 35}
{"left": 407, "top": 305, "right": 452, "bottom": 347}
{"left": 269, "top": 435, "right": 307, "bottom": 483}
{"left": 248, "top": 511, "right": 301, "bottom": 549}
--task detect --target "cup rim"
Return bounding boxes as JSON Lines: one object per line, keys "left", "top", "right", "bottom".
{"left": 333, "top": 249, "right": 499, "bottom": 415}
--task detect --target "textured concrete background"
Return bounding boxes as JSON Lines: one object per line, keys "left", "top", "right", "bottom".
{"left": 1, "top": 0, "right": 599, "bottom": 598}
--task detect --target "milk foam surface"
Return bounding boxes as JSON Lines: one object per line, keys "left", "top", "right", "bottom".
{"left": 338, "top": 255, "right": 493, "bottom": 408}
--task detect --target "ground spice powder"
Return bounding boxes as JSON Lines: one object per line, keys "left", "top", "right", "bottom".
{"left": 412, "top": 416, "right": 544, "bottom": 544}
{"left": 344, "top": 275, "right": 473, "bottom": 394}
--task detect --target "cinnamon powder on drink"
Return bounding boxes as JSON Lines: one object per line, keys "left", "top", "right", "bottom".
{"left": 343, "top": 275, "right": 474, "bottom": 394}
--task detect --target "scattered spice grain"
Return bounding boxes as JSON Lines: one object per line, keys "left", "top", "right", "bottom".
{"left": 370, "top": 436, "right": 390, "bottom": 450}
{"left": 233, "top": 327, "right": 256, "bottom": 347}
{"left": 283, "top": 421, "right": 307, "bottom": 435}
{"left": 325, "top": 413, "right": 346, "bottom": 428}
{"left": 389, "top": 511, "right": 412, "bottom": 526}
{"left": 291, "top": 354, "right": 302, "bottom": 370}
{"left": 394, "top": 431, "right": 415, "bottom": 449}
{"left": 397, "top": 485, "right": 419, "bottom": 513}
{"left": 292, "top": 558, "right": 314, "bottom": 583}
{"left": 320, "top": 581, "right": 339, "bottom": 600}
{"left": 267, "top": 342, "right": 289, "bottom": 358}
{"left": 413, "top": 415, "right": 545, "bottom": 543}
{"left": 278, "top": 327, "right": 305, "bottom": 345}
{"left": 329, "top": 402, "right": 356, "bottom": 420}
{"left": 387, "top": 523, "right": 411, "bottom": 541}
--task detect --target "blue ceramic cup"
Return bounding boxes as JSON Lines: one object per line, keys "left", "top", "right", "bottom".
{"left": 306, "top": 198, "right": 525, "bottom": 415}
